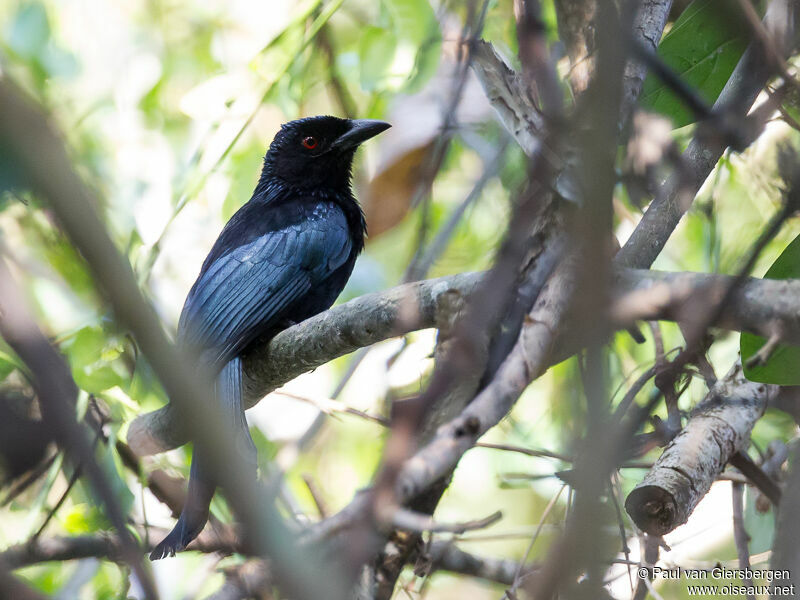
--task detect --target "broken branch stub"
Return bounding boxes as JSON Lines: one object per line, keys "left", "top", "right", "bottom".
{"left": 625, "top": 365, "right": 775, "bottom": 535}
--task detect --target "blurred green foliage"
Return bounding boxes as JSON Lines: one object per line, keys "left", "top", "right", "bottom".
{"left": 742, "top": 235, "right": 800, "bottom": 384}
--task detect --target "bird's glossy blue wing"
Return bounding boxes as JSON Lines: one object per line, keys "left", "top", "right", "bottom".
{"left": 177, "top": 203, "right": 352, "bottom": 368}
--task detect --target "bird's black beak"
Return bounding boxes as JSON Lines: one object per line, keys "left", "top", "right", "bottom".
{"left": 332, "top": 119, "right": 391, "bottom": 151}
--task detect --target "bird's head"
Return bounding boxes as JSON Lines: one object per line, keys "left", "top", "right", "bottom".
{"left": 262, "top": 116, "right": 390, "bottom": 192}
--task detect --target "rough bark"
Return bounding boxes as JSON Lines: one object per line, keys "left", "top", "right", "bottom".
{"left": 611, "top": 269, "right": 800, "bottom": 344}
{"left": 127, "top": 272, "right": 482, "bottom": 454}
{"left": 620, "top": 0, "right": 674, "bottom": 128}
{"left": 128, "top": 268, "right": 800, "bottom": 456}
{"left": 625, "top": 364, "right": 775, "bottom": 535}
{"left": 554, "top": 0, "right": 598, "bottom": 94}
{"left": 470, "top": 40, "right": 542, "bottom": 157}
{"left": 424, "top": 541, "right": 524, "bottom": 586}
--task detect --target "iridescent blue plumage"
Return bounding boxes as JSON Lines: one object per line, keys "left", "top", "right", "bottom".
{"left": 149, "top": 116, "right": 389, "bottom": 560}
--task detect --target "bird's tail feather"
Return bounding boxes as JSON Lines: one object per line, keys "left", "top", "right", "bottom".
{"left": 149, "top": 357, "right": 256, "bottom": 560}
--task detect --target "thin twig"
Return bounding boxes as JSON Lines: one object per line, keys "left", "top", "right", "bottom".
{"left": 391, "top": 508, "right": 502, "bottom": 534}
{"left": 475, "top": 442, "right": 571, "bottom": 462}
{"left": 729, "top": 452, "right": 782, "bottom": 506}
{"left": 732, "top": 482, "right": 756, "bottom": 600}
{"left": 302, "top": 475, "right": 329, "bottom": 519}
{"left": 506, "top": 484, "right": 566, "bottom": 597}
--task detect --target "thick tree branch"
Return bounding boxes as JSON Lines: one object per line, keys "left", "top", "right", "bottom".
{"left": 305, "top": 253, "right": 578, "bottom": 546}
{"left": 127, "top": 272, "right": 482, "bottom": 454}
{"left": 470, "top": 40, "right": 542, "bottom": 157}
{"left": 130, "top": 268, "right": 800, "bottom": 455}
{"left": 625, "top": 364, "right": 775, "bottom": 536}
{"left": 201, "top": 541, "right": 528, "bottom": 600}
{"left": 610, "top": 269, "right": 800, "bottom": 344}
{"left": 474, "top": 0, "right": 674, "bottom": 153}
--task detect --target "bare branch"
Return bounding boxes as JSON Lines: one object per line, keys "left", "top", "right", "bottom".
{"left": 625, "top": 364, "right": 775, "bottom": 536}
{"left": 422, "top": 541, "right": 526, "bottom": 586}
{"left": 620, "top": 0, "right": 674, "bottom": 127}
{"left": 1, "top": 530, "right": 237, "bottom": 570}
{"left": 729, "top": 451, "right": 782, "bottom": 506}
{"left": 391, "top": 509, "right": 502, "bottom": 535}
{"left": 128, "top": 271, "right": 482, "bottom": 454}
{"left": 302, "top": 255, "right": 577, "bottom": 547}
{"left": 610, "top": 269, "right": 800, "bottom": 345}
{"left": 131, "top": 266, "right": 800, "bottom": 456}
{"left": 470, "top": 41, "right": 542, "bottom": 156}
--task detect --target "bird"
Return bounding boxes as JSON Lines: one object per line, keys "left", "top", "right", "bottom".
{"left": 149, "top": 116, "right": 390, "bottom": 560}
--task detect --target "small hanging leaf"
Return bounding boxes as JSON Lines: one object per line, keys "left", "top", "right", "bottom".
{"left": 363, "top": 143, "right": 432, "bottom": 238}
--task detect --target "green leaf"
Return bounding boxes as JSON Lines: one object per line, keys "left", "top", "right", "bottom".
{"left": 126, "top": 353, "right": 167, "bottom": 408}
{"left": 384, "top": 0, "right": 442, "bottom": 92}
{"left": 357, "top": 0, "right": 441, "bottom": 93}
{"left": 0, "top": 360, "right": 13, "bottom": 382}
{"left": 741, "top": 235, "right": 800, "bottom": 384}
{"left": 73, "top": 364, "right": 127, "bottom": 394}
{"left": 61, "top": 326, "right": 126, "bottom": 393}
{"left": 359, "top": 26, "right": 398, "bottom": 91}
{"left": 0, "top": 348, "right": 26, "bottom": 382}
{"left": 6, "top": 2, "right": 51, "bottom": 59}
{"left": 63, "top": 503, "right": 112, "bottom": 535}
{"left": 640, "top": 0, "right": 750, "bottom": 128}
{"left": 61, "top": 326, "right": 107, "bottom": 368}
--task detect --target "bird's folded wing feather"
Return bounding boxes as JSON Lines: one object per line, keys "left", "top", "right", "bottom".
{"left": 177, "top": 207, "right": 352, "bottom": 368}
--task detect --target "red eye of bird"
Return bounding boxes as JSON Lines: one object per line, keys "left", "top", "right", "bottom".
{"left": 301, "top": 136, "right": 318, "bottom": 150}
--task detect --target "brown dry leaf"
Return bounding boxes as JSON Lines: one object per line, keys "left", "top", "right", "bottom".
{"left": 359, "top": 20, "right": 494, "bottom": 240}
{"left": 362, "top": 143, "right": 433, "bottom": 238}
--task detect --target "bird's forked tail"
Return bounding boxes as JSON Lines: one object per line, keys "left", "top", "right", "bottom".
{"left": 149, "top": 356, "right": 256, "bottom": 560}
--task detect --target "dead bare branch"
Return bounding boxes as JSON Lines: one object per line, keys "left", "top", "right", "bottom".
{"left": 625, "top": 364, "right": 775, "bottom": 536}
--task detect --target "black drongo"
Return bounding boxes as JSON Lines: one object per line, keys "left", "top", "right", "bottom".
{"left": 149, "top": 116, "right": 390, "bottom": 560}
